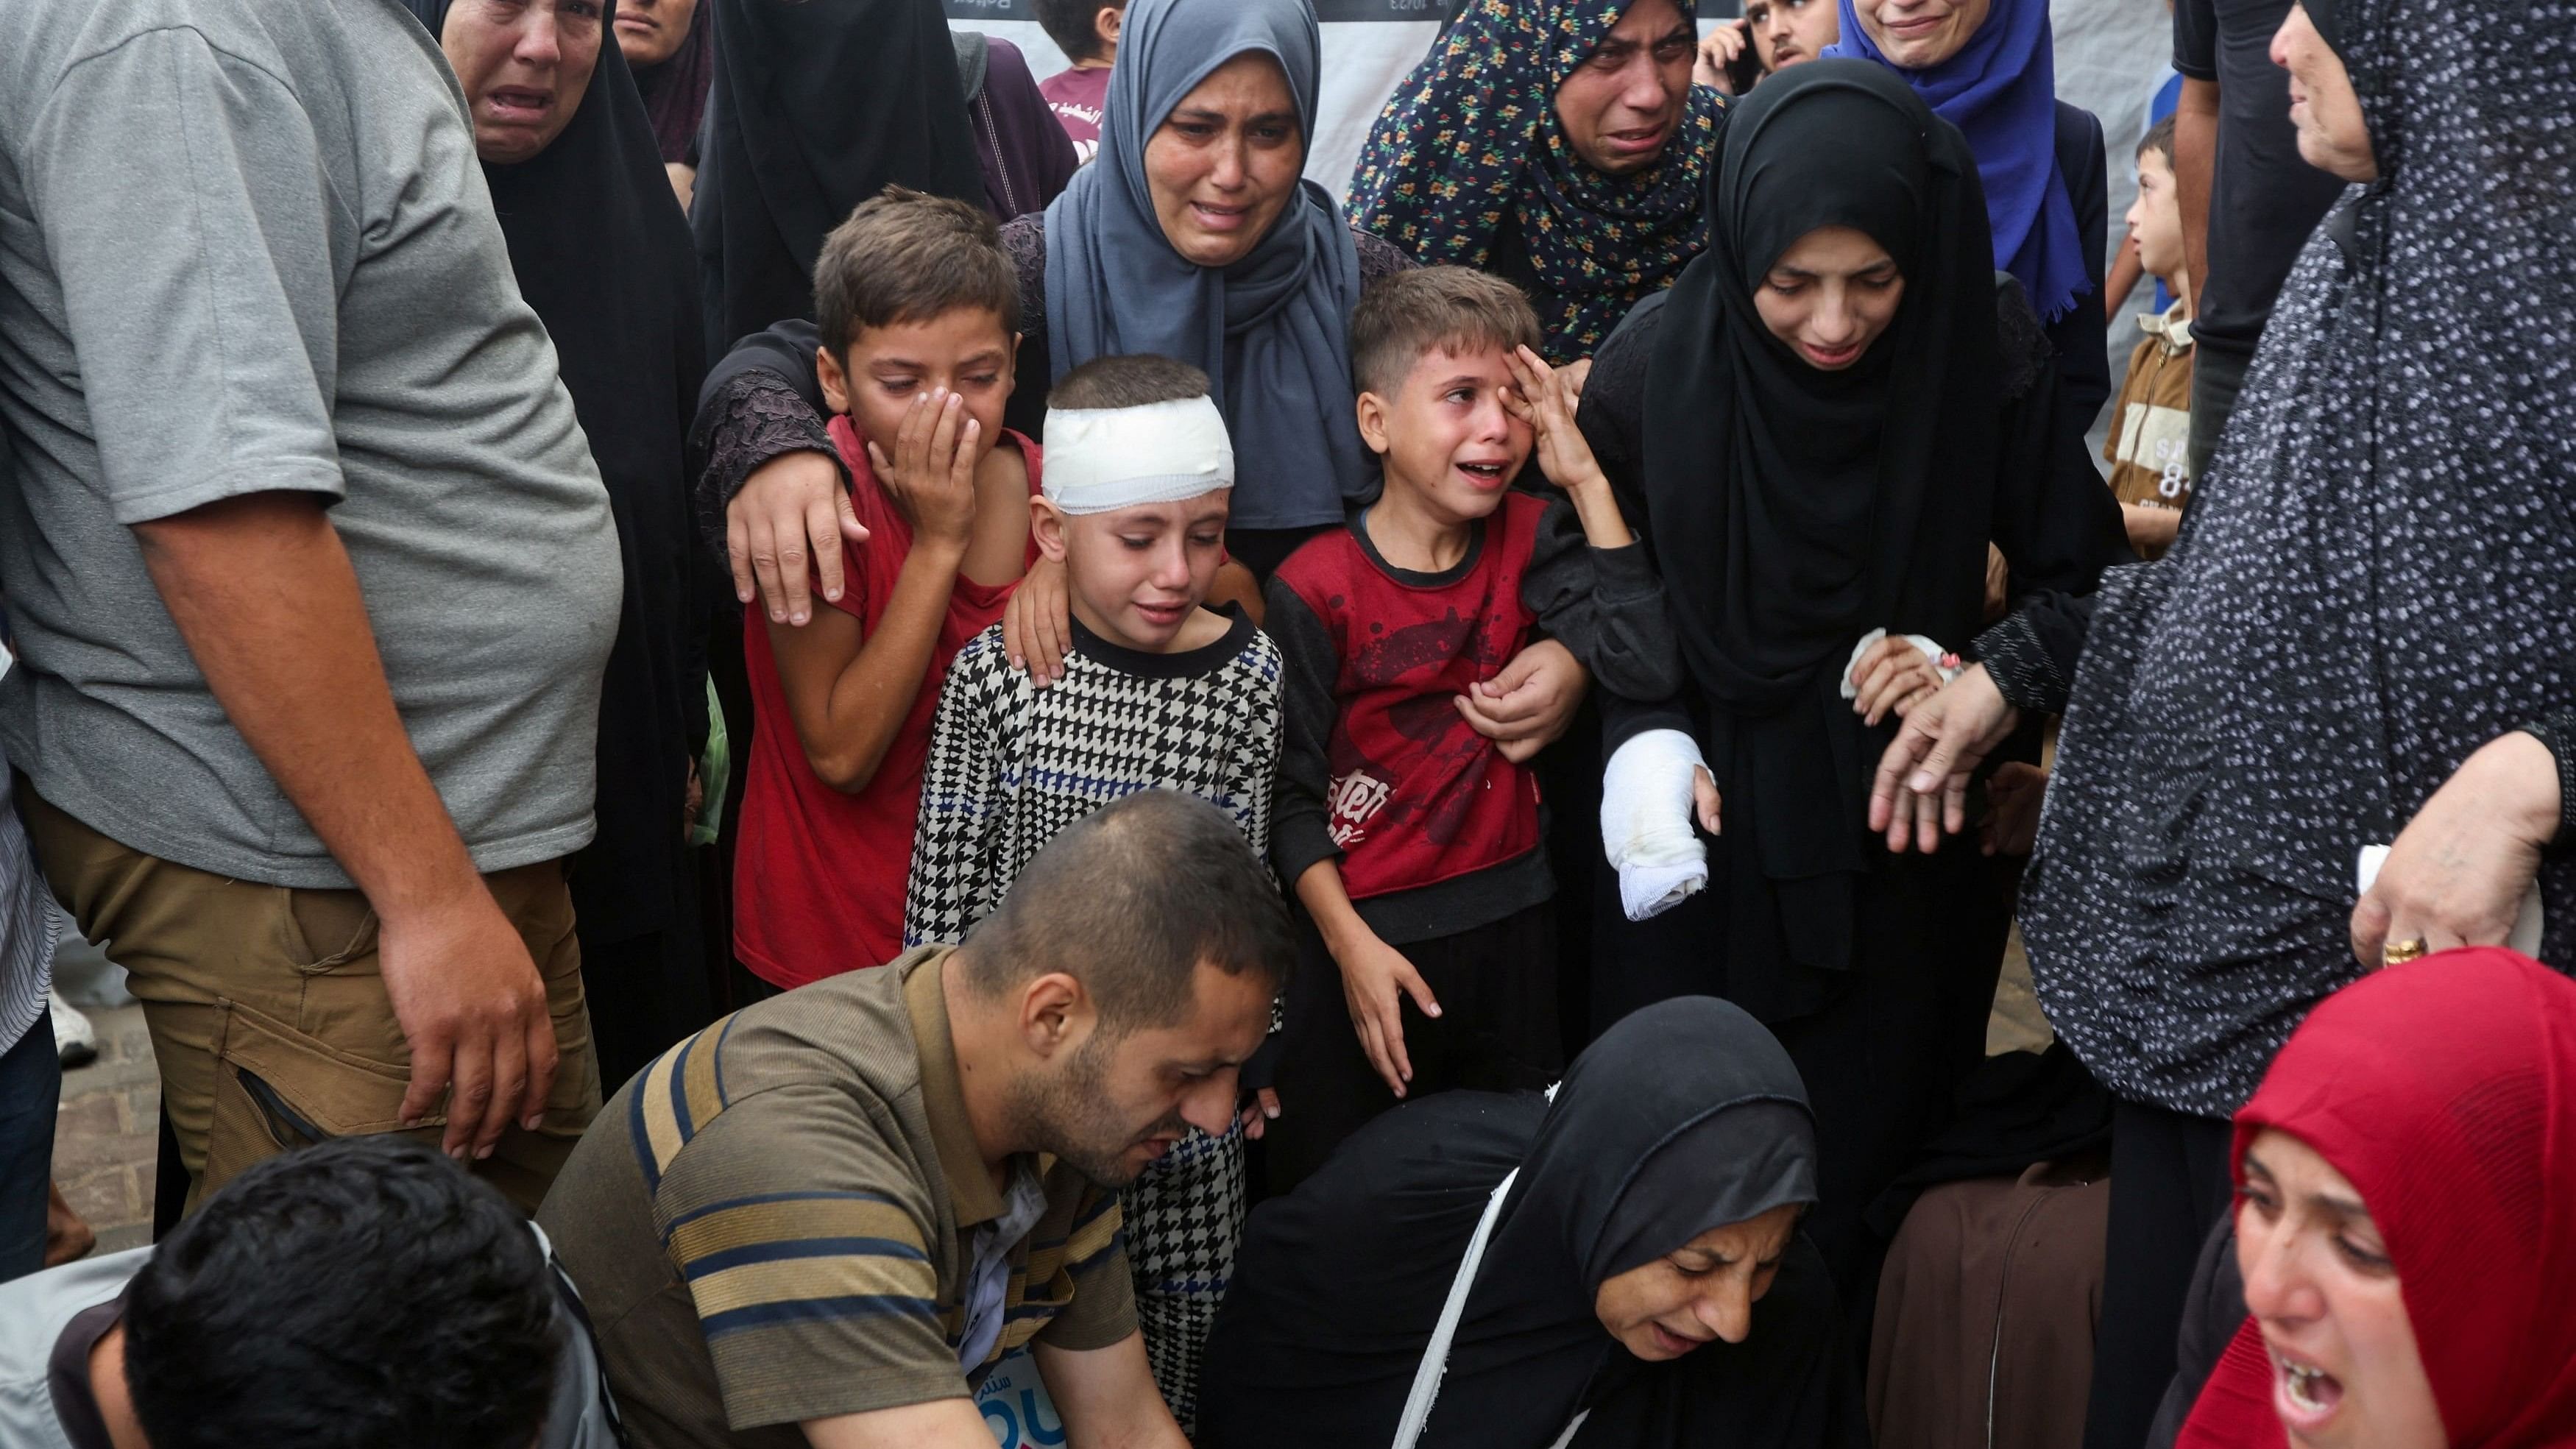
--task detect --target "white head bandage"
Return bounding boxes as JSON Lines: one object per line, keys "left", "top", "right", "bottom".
{"left": 1041, "top": 397, "right": 1235, "bottom": 514}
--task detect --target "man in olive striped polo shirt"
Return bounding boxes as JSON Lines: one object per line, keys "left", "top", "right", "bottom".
{"left": 539, "top": 792, "right": 1290, "bottom": 1448}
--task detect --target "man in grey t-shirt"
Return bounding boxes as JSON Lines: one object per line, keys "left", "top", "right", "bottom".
{"left": 0, "top": 0, "right": 621, "bottom": 1208}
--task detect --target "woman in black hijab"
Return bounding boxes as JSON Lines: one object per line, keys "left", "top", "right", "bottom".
{"left": 1197, "top": 996, "right": 1861, "bottom": 1449}
{"left": 623, "top": 0, "right": 711, "bottom": 168}
{"left": 1574, "top": 60, "right": 2129, "bottom": 1297}
{"left": 693, "top": 0, "right": 985, "bottom": 356}
{"left": 408, "top": 0, "right": 718, "bottom": 1093}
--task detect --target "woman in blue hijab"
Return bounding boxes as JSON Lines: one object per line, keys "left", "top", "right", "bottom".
{"left": 1830, "top": 0, "right": 2112, "bottom": 422}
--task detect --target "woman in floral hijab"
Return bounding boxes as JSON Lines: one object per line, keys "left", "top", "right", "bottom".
{"left": 1349, "top": 0, "right": 1723, "bottom": 361}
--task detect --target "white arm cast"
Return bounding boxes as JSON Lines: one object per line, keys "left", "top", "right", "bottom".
{"left": 1601, "top": 729, "right": 1710, "bottom": 921}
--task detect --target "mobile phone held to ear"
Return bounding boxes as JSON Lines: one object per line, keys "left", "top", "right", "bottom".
{"left": 1725, "top": 19, "right": 1765, "bottom": 94}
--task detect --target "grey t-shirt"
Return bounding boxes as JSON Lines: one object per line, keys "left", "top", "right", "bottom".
{"left": 0, "top": 1241, "right": 622, "bottom": 1449}
{"left": 0, "top": 0, "right": 620, "bottom": 886}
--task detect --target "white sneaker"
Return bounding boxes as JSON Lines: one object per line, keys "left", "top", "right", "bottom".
{"left": 48, "top": 994, "right": 96, "bottom": 1069}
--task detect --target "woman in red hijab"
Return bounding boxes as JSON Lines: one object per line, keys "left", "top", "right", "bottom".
{"left": 2176, "top": 947, "right": 2576, "bottom": 1449}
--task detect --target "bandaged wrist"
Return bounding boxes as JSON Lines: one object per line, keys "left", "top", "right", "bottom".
{"left": 1600, "top": 729, "right": 1710, "bottom": 921}
{"left": 1839, "top": 628, "right": 1958, "bottom": 700}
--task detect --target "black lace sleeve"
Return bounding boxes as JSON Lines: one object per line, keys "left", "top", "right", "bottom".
{"left": 999, "top": 213, "right": 1050, "bottom": 347}
{"left": 2516, "top": 709, "right": 2576, "bottom": 846}
{"left": 1353, "top": 227, "right": 1418, "bottom": 281}
{"left": 688, "top": 367, "right": 842, "bottom": 554}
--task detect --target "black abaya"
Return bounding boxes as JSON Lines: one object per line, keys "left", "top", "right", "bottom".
{"left": 1573, "top": 63, "right": 2129, "bottom": 1297}
{"left": 404, "top": 0, "right": 718, "bottom": 1091}
{"left": 1200, "top": 998, "right": 1864, "bottom": 1449}
{"left": 693, "top": 0, "right": 984, "bottom": 355}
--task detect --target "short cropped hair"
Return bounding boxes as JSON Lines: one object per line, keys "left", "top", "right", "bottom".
{"left": 1049, "top": 354, "right": 1211, "bottom": 411}
{"left": 1035, "top": 0, "right": 1125, "bottom": 63}
{"left": 958, "top": 791, "right": 1293, "bottom": 1029}
{"left": 2137, "top": 114, "right": 2178, "bottom": 166}
{"left": 1350, "top": 265, "right": 1545, "bottom": 398}
{"left": 124, "top": 1137, "right": 562, "bottom": 1449}
{"left": 813, "top": 185, "right": 1020, "bottom": 361}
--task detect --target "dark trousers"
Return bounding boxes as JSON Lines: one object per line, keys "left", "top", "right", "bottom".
{"left": 583, "top": 919, "right": 717, "bottom": 1103}
{"left": 0, "top": 1012, "right": 60, "bottom": 1282}
{"left": 2084, "top": 1099, "right": 2237, "bottom": 1449}
{"left": 1534, "top": 696, "right": 1607, "bottom": 1057}
{"left": 1262, "top": 901, "right": 1562, "bottom": 1195}
{"left": 728, "top": 958, "right": 785, "bottom": 1008}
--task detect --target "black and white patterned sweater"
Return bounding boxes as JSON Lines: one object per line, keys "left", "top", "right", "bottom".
{"left": 903, "top": 604, "right": 1280, "bottom": 946}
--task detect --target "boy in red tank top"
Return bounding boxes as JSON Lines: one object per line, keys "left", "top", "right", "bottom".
{"left": 735, "top": 189, "right": 1041, "bottom": 988}
{"left": 1260, "top": 267, "right": 1680, "bottom": 1190}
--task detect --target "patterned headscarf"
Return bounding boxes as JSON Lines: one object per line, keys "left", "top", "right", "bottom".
{"left": 2020, "top": 0, "right": 2576, "bottom": 1119}
{"left": 1348, "top": 0, "right": 1724, "bottom": 361}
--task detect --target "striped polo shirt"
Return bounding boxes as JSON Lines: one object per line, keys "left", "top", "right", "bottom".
{"left": 538, "top": 947, "right": 1134, "bottom": 1448}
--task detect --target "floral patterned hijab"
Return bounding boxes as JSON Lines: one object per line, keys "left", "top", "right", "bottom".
{"left": 1348, "top": 0, "right": 1723, "bottom": 361}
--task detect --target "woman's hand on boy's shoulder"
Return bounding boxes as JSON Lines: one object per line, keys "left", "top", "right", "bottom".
{"left": 1003, "top": 556, "right": 1072, "bottom": 688}
{"left": 728, "top": 450, "right": 867, "bottom": 626}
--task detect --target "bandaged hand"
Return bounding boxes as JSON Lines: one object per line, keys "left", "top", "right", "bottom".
{"left": 1841, "top": 628, "right": 1956, "bottom": 726}
{"left": 1601, "top": 729, "right": 1715, "bottom": 921}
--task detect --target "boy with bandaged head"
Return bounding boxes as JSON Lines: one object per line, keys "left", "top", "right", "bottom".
{"left": 905, "top": 353, "right": 1281, "bottom": 1431}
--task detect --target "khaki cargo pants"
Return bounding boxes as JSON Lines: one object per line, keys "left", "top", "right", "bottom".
{"left": 23, "top": 788, "right": 601, "bottom": 1214}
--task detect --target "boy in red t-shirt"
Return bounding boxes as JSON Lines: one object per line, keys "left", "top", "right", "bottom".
{"left": 734, "top": 189, "right": 1040, "bottom": 988}
{"left": 1032, "top": 0, "right": 1123, "bottom": 165}
{"left": 1259, "top": 267, "right": 1679, "bottom": 1189}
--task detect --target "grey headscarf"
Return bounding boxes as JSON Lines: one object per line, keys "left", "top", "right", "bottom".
{"left": 1041, "top": 0, "right": 1367, "bottom": 533}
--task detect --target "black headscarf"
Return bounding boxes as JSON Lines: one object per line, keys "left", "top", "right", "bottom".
{"left": 631, "top": 0, "right": 713, "bottom": 165}
{"left": 691, "top": 0, "right": 983, "bottom": 355}
{"left": 403, "top": 0, "right": 709, "bottom": 949}
{"left": 1199, "top": 999, "right": 1833, "bottom": 1449}
{"left": 1634, "top": 61, "right": 1998, "bottom": 991}
{"left": 2303, "top": 0, "right": 2347, "bottom": 59}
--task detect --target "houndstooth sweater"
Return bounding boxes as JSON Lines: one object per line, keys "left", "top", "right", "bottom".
{"left": 904, "top": 605, "right": 1280, "bottom": 946}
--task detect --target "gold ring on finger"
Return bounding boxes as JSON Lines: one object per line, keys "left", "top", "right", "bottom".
{"left": 2382, "top": 937, "right": 2430, "bottom": 966}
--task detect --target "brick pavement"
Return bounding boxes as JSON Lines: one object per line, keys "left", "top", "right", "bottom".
{"left": 52, "top": 1001, "right": 158, "bottom": 1255}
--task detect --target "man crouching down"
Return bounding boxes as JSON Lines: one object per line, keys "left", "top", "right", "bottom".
{"left": 539, "top": 790, "right": 1291, "bottom": 1448}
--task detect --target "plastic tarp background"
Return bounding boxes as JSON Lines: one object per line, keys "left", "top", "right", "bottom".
{"left": 944, "top": 0, "right": 2177, "bottom": 408}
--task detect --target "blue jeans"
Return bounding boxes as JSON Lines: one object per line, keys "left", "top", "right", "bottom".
{"left": 0, "top": 1008, "right": 60, "bottom": 1283}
